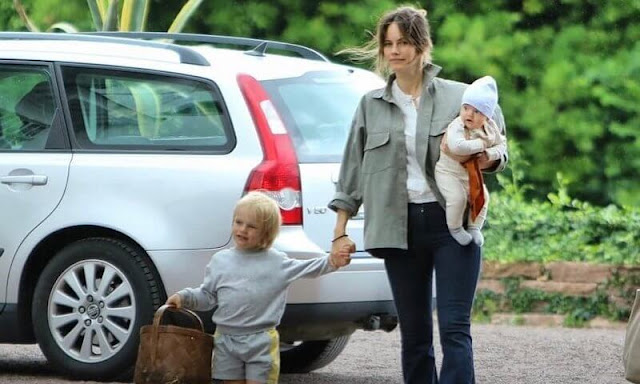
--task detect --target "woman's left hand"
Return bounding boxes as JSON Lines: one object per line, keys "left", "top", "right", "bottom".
{"left": 440, "top": 132, "right": 471, "bottom": 163}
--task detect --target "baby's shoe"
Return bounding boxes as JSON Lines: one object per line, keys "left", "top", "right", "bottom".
{"left": 449, "top": 227, "right": 472, "bottom": 246}
{"left": 468, "top": 227, "right": 484, "bottom": 247}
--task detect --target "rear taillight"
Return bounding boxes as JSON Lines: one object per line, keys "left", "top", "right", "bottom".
{"left": 237, "top": 73, "right": 302, "bottom": 225}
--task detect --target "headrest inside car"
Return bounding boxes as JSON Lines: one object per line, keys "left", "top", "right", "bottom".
{"left": 15, "top": 81, "right": 55, "bottom": 126}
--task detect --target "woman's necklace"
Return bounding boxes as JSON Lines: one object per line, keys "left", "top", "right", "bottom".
{"left": 405, "top": 84, "right": 422, "bottom": 108}
{"left": 396, "top": 76, "right": 423, "bottom": 107}
{"left": 410, "top": 93, "right": 421, "bottom": 108}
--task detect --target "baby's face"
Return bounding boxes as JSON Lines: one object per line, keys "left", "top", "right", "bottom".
{"left": 232, "top": 206, "right": 263, "bottom": 251}
{"left": 460, "top": 104, "right": 487, "bottom": 130}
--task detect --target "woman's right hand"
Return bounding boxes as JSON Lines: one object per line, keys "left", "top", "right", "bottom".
{"left": 165, "top": 293, "right": 182, "bottom": 308}
{"left": 331, "top": 235, "right": 356, "bottom": 262}
{"left": 332, "top": 210, "right": 355, "bottom": 265}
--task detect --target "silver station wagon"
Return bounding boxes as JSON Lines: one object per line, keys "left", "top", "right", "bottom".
{"left": 0, "top": 32, "right": 397, "bottom": 381}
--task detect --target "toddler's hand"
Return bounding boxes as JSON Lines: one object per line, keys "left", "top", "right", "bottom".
{"left": 330, "top": 244, "right": 352, "bottom": 268}
{"left": 165, "top": 294, "right": 182, "bottom": 308}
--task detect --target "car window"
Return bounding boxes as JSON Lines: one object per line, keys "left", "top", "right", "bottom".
{"left": 0, "top": 67, "right": 56, "bottom": 151}
{"left": 262, "top": 69, "right": 383, "bottom": 163}
{"left": 61, "top": 66, "right": 234, "bottom": 152}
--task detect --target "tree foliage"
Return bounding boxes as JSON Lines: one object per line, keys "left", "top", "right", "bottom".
{"left": 429, "top": 1, "right": 640, "bottom": 207}
{"left": 1, "top": 0, "right": 638, "bottom": 206}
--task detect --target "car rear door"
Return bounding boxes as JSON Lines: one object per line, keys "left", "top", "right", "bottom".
{"left": 56, "top": 64, "right": 249, "bottom": 251}
{"left": 0, "top": 63, "right": 71, "bottom": 305}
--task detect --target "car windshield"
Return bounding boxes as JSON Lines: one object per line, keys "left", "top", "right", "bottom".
{"left": 262, "top": 69, "right": 383, "bottom": 163}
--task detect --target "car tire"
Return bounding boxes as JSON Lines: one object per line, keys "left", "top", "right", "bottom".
{"left": 32, "top": 237, "right": 162, "bottom": 381}
{"left": 280, "top": 335, "right": 350, "bottom": 373}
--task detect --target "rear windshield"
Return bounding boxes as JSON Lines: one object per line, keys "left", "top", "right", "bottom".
{"left": 262, "top": 69, "right": 383, "bottom": 163}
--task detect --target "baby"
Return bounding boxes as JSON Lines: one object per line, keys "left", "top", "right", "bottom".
{"left": 435, "top": 76, "right": 506, "bottom": 246}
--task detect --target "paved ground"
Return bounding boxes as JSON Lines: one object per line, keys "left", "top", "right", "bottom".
{"left": 0, "top": 323, "right": 629, "bottom": 383}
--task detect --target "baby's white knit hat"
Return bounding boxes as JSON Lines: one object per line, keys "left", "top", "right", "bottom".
{"left": 461, "top": 76, "right": 498, "bottom": 118}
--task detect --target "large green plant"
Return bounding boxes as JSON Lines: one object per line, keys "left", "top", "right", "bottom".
{"left": 483, "top": 142, "right": 640, "bottom": 266}
{"left": 13, "top": 0, "right": 202, "bottom": 32}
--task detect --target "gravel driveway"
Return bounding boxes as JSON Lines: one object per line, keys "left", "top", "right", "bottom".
{"left": 0, "top": 324, "right": 629, "bottom": 383}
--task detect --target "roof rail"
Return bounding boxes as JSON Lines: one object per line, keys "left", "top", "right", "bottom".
{"left": 0, "top": 32, "right": 210, "bottom": 66}
{"left": 83, "top": 32, "right": 331, "bottom": 62}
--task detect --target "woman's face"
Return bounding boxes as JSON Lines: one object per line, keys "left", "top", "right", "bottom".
{"left": 383, "top": 22, "right": 421, "bottom": 73}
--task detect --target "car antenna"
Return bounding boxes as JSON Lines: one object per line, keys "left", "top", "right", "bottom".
{"left": 245, "top": 41, "right": 268, "bottom": 57}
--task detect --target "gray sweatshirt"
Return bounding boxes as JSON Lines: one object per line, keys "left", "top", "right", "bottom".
{"left": 178, "top": 247, "right": 336, "bottom": 335}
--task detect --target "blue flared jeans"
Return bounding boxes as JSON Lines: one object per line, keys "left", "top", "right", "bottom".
{"left": 377, "top": 202, "right": 481, "bottom": 384}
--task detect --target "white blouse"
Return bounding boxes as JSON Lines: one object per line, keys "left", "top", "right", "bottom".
{"left": 391, "top": 80, "right": 437, "bottom": 204}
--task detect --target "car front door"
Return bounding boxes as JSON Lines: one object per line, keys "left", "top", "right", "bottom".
{"left": 0, "top": 63, "right": 71, "bottom": 307}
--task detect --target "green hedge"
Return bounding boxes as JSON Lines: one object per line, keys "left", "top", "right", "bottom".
{"left": 473, "top": 284, "right": 631, "bottom": 326}
{"left": 483, "top": 143, "right": 640, "bottom": 266}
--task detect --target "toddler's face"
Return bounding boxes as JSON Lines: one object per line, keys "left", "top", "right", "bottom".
{"left": 460, "top": 104, "right": 487, "bottom": 130}
{"left": 232, "top": 206, "right": 263, "bottom": 251}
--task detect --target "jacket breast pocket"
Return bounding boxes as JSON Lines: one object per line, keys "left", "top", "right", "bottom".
{"left": 428, "top": 118, "right": 454, "bottom": 166}
{"left": 362, "top": 131, "right": 393, "bottom": 174}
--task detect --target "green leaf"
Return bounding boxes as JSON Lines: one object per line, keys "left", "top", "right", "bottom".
{"left": 103, "top": 0, "right": 119, "bottom": 31}
{"left": 96, "top": 0, "right": 109, "bottom": 16}
{"left": 87, "top": 0, "right": 104, "bottom": 31}
{"left": 47, "top": 22, "right": 79, "bottom": 33}
{"left": 121, "top": 0, "right": 148, "bottom": 32}
{"left": 167, "top": 0, "right": 203, "bottom": 33}
{"left": 13, "top": 0, "right": 40, "bottom": 32}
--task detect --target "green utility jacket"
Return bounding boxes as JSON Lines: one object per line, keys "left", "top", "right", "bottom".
{"left": 328, "top": 64, "right": 508, "bottom": 251}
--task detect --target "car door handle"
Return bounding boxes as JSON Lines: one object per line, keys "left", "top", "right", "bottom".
{"left": 0, "top": 175, "right": 48, "bottom": 185}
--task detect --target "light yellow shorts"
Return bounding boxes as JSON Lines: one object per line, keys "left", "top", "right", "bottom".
{"left": 213, "top": 328, "right": 280, "bottom": 384}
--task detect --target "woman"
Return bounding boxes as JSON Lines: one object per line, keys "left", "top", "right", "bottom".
{"left": 328, "top": 6, "right": 508, "bottom": 384}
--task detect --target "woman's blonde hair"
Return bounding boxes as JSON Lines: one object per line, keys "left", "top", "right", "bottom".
{"left": 234, "top": 191, "right": 282, "bottom": 250}
{"left": 337, "top": 5, "right": 433, "bottom": 76}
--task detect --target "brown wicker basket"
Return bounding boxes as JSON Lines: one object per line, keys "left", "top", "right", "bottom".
{"left": 134, "top": 305, "right": 213, "bottom": 384}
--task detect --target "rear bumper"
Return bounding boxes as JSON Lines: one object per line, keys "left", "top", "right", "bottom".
{"left": 286, "top": 259, "right": 393, "bottom": 303}
{"left": 280, "top": 300, "right": 397, "bottom": 326}
{"left": 279, "top": 301, "right": 398, "bottom": 341}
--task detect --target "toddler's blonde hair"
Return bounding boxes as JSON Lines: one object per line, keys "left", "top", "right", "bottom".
{"left": 234, "top": 191, "right": 282, "bottom": 250}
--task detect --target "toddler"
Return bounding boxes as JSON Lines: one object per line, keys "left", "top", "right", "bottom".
{"left": 166, "top": 191, "right": 351, "bottom": 384}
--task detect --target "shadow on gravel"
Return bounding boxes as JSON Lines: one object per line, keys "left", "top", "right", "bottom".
{"left": 0, "top": 359, "right": 55, "bottom": 377}
{"left": 280, "top": 373, "right": 397, "bottom": 383}
{"left": 217, "top": 375, "right": 392, "bottom": 384}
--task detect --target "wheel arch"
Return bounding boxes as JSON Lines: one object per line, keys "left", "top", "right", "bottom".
{"left": 17, "top": 225, "right": 168, "bottom": 341}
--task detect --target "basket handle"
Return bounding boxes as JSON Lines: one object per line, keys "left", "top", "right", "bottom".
{"left": 152, "top": 304, "right": 205, "bottom": 332}
{"left": 148, "top": 304, "right": 206, "bottom": 364}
